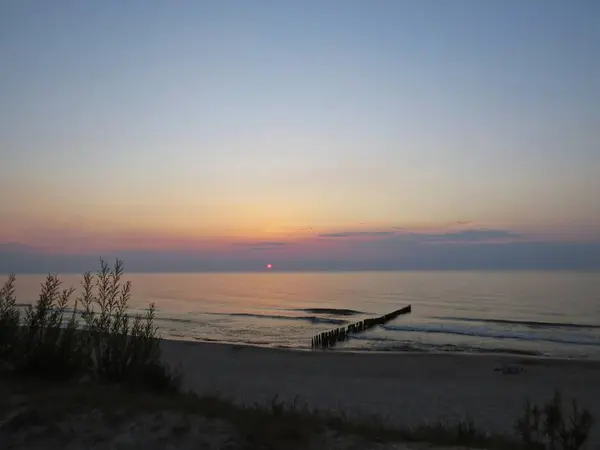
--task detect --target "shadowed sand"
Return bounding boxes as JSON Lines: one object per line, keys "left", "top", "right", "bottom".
{"left": 162, "top": 340, "right": 600, "bottom": 446}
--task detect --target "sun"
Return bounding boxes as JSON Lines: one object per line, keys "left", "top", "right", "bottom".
{"left": 266, "top": 263, "right": 273, "bottom": 269}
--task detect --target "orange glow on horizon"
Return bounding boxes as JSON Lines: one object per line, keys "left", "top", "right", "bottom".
{"left": 2, "top": 216, "right": 598, "bottom": 255}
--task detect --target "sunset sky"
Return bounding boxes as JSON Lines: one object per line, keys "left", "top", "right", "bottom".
{"left": 1, "top": 1, "right": 599, "bottom": 271}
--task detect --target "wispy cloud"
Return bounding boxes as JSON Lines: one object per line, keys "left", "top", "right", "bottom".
{"left": 316, "top": 228, "right": 523, "bottom": 244}
{"left": 319, "top": 231, "right": 397, "bottom": 238}
{"left": 5, "top": 218, "right": 600, "bottom": 272}
{"left": 231, "top": 241, "right": 289, "bottom": 248}
{"left": 414, "top": 229, "right": 524, "bottom": 244}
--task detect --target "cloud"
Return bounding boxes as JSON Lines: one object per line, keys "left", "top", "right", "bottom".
{"left": 316, "top": 228, "right": 523, "bottom": 244}
{"left": 2, "top": 224, "right": 598, "bottom": 273}
{"left": 414, "top": 229, "right": 524, "bottom": 244}
{"left": 319, "top": 231, "right": 397, "bottom": 238}
{"left": 231, "top": 241, "right": 288, "bottom": 247}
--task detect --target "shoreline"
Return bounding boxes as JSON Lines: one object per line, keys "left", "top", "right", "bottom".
{"left": 160, "top": 338, "right": 600, "bottom": 446}
{"left": 168, "top": 335, "right": 600, "bottom": 365}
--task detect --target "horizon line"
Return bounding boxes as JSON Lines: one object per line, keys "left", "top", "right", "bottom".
{"left": 8, "top": 268, "right": 600, "bottom": 276}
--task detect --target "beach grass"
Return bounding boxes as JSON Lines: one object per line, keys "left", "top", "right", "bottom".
{"left": 0, "top": 259, "right": 181, "bottom": 392}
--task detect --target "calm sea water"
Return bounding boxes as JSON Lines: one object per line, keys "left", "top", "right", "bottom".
{"left": 10, "top": 271, "right": 600, "bottom": 359}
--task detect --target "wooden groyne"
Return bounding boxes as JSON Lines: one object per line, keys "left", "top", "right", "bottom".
{"left": 311, "top": 305, "right": 412, "bottom": 349}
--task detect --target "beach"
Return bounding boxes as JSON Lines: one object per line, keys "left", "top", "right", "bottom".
{"left": 162, "top": 339, "right": 600, "bottom": 446}
{"left": 3, "top": 338, "right": 600, "bottom": 450}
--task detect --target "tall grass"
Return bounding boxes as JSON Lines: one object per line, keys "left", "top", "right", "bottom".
{"left": 0, "top": 259, "right": 180, "bottom": 392}
{"left": 16, "top": 274, "right": 85, "bottom": 377}
{"left": 515, "top": 390, "right": 594, "bottom": 450}
{"left": 0, "top": 274, "right": 19, "bottom": 361}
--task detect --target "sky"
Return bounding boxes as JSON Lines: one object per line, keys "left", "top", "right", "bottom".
{"left": 1, "top": 0, "right": 599, "bottom": 272}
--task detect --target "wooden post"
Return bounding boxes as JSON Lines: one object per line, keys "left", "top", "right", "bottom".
{"left": 310, "top": 305, "right": 412, "bottom": 349}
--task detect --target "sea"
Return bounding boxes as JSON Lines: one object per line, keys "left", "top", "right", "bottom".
{"left": 9, "top": 271, "right": 600, "bottom": 359}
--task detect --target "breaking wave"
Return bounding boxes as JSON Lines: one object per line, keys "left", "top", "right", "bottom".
{"left": 290, "top": 308, "right": 365, "bottom": 316}
{"left": 163, "top": 312, "right": 348, "bottom": 326}
{"left": 382, "top": 323, "right": 600, "bottom": 347}
{"left": 433, "top": 316, "right": 600, "bottom": 330}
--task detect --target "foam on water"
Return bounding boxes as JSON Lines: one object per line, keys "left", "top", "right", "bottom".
{"left": 381, "top": 323, "right": 600, "bottom": 347}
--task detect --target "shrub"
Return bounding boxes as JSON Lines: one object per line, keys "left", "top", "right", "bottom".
{"left": 515, "top": 390, "right": 593, "bottom": 450}
{"left": 0, "top": 260, "right": 180, "bottom": 392}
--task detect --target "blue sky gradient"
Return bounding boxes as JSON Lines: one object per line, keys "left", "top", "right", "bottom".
{"left": 1, "top": 1, "right": 599, "bottom": 271}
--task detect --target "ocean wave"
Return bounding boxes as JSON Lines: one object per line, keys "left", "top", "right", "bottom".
{"left": 433, "top": 316, "right": 600, "bottom": 330}
{"left": 193, "top": 337, "right": 224, "bottom": 343}
{"left": 166, "top": 333, "right": 188, "bottom": 338}
{"left": 157, "top": 317, "right": 198, "bottom": 325}
{"left": 373, "top": 343, "right": 543, "bottom": 356}
{"left": 189, "top": 312, "right": 348, "bottom": 325}
{"left": 16, "top": 305, "right": 79, "bottom": 315}
{"left": 77, "top": 310, "right": 350, "bottom": 327}
{"left": 289, "top": 308, "right": 365, "bottom": 316}
{"left": 349, "top": 334, "right": 396, "bottom": 342}
{"left": 193, "top": 337, "right": 274, "bottom": 346}
{"left": 382, "top": 323, "right": 600, "bottom": 347}
{"left": 224, "top": 312, "right": 348, "bottom": 325}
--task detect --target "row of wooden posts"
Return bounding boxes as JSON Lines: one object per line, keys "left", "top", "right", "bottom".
{"left": 311, "top": 305, "right": 412, "bottom": 349}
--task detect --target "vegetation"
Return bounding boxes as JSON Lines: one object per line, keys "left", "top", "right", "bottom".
{"left": 0, "top": 261, "right": 595, "bottom": 449}
{"left": 0, "top": 379, "right": 527, "bottom": 450}
{"left": 515, "top": 391, "right": 594, "bottom": 450}
{"left": 0, "top": 259, "right": 180, "bottom": 392}
{"left": 1, "top": 379, "right": 594, "bottom": 450}
{"left": 0, "top": 274, "right": 19, "bottom": 361}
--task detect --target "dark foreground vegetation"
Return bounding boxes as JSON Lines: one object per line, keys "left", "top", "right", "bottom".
{"left": 0, "top": 259, "right": 180, "bottom": 392}
{"left": 0, "top": 261, "right": 595, "bottom": 449}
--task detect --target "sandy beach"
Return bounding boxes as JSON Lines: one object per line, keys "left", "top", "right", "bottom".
{"left": 162, "top": 340, "right": 600, "bottom": 447}
{"left": 3, "top": 339, "right": 600, "bottom": 449}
